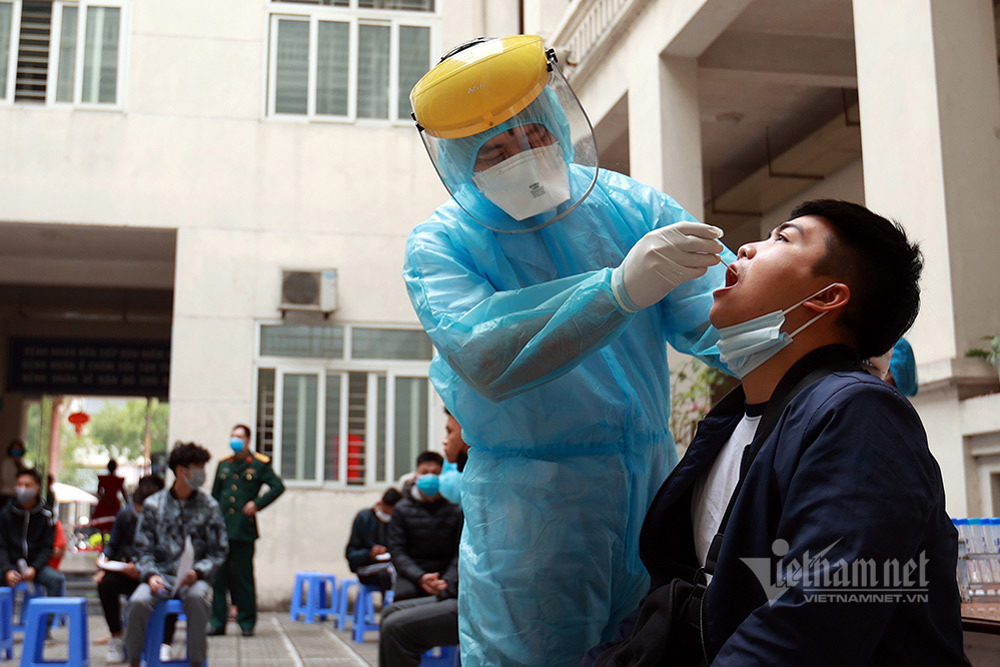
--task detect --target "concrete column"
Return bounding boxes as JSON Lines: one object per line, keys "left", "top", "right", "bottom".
{"left": 167, "top": 227, "right": 256, "bottom": 465}
{"left": 853, "top": 0, "right": 1000, "bottom": 363}
{"left": 628, "top": 54, "right": 704, "bottom": 219}
{"left": 853, "top": 0, "right": 1000, "bottom": 515}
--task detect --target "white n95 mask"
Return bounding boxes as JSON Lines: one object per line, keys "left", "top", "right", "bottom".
{"left": 717, "top": 283, "right": 836, "bottom": 378}
{"left": 472, "top": 144, "right": 571, "bottom": 221}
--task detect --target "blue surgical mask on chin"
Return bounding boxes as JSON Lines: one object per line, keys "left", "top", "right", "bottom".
{"left": 416, "top": 473, "right": 440, "bottom": 497}
{"left": 717, "top": 283, "right": 836, "bottom": 379}
{"left": 230, "top": 437, "right": 246, "bottom": 454}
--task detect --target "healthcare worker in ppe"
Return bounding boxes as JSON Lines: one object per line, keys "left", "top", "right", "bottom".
{"left": 403, "top": 35, "right": 735, "bottom": 666}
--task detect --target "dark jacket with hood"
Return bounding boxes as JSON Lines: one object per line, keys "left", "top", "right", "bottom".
{"left": 590, "top": 346, "right": 967, "bottom": 666}
{"left": 346, "top": 507, "right": 389, "bottom": 572}
{"left": 0, "top": 499, "right": 56, "bottom": 575}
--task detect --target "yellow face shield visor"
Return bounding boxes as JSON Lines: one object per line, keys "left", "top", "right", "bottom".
{"left": 410, "top": 36, "right": 599, "bottom": 233}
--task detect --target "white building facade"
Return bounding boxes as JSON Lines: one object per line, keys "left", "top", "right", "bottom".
{"left": 1, "top": 0, "right": 998, "bottom": 610}
{"left": 548, "top": 0, "right": 1000, "bottom": 521}
{"left": 0, "top": 0, "right": 561, "bottom": 605}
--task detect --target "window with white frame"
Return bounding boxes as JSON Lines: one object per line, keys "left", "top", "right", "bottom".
{"left": 0, "top": 0, "right": 126, "bottom": 106}
{"left": 267, "top": 0, "right": 436, "bottom": 122}
{"left": 255, "top": 323, "right": 436, "bottom": 486}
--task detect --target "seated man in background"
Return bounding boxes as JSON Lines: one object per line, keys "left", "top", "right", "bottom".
{"left": 0, "top": 469, "right": 63, "bottom": 639}
{"left": 387, "top": 452, "right": 462, "bottom": 601}
{"left": 346, "top": 487, "right": 402, "bottom": 592}
{"left": 125, "top": 442, "right": 228, "bottom": 667}
{"left": 589, "top": 200, "right": 966, "bottom": 665}
{"left": 379, "top": 415, "right": 469, "bottom": 667}
{"left": 95, "top": 475, "right": 178, "bottom": 664}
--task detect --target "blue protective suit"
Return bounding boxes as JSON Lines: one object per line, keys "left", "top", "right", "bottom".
{"left": 889, "top": 337, "right": 917, "bottom": 396}
{"left": 438, "top": 461, "right": 462, "bottom": 504}
{"left": 403, "top": 165, "right": 735, "bottom": 666}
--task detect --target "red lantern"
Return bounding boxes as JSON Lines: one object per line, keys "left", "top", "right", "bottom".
{"left": 67, "top": 411, "right": 90, "bottom": 435}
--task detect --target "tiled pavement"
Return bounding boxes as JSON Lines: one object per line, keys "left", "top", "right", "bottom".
{"left": 11, "top": 611, "right": 380, "bottom": 666}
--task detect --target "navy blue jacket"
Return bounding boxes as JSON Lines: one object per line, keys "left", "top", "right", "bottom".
{"left": 638, "top": 346, "right": 967, "bottom": 665}
{"left": 345, "top": 508, "right": 388, "bottom": 573}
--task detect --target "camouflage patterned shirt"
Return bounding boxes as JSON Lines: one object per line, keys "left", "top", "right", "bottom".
{"left": 135, "top": 487, "right": 229, "bottom": 584}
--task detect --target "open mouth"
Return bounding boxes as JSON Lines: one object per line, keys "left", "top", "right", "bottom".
{"left": 724, "top": 263, "right": 739, "bottom": 288}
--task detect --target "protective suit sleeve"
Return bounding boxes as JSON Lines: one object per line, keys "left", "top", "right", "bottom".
{"left": 713, "top": 384, "right": 941, "bottom": 664}
{"left": 404, "top": 229, "right": 634, "bottom": 402}
{"left": 660, "top": 256, "right": 734, "bottom": 374}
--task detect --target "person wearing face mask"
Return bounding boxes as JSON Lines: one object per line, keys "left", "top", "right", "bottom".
{"left": 94, "top": 474, "right": 175, "bottom": 664}
{"left": 437, "top": 409, "right": 468, "bottom": 505}
{"left": 0, "top": 468, "right": 63, "bottom": 640}
{"left": 378, "top": 414, "right": 469, "bottom": 667}
{"left": 125, "top": 442, "right": 228, "bottom": 667}
{"left": 387, "top": 451, "right": 462, "bottom": 602}
{"left": 208, "top": 424, "right": 285, "bottom": 637}
{"left": 0, "top": 440, "right": 27, "bottom": 507}
{"left": 588, "top": 200, "right": 967, "bottom": 666}
{"left": 404, "top": 35, "right": 733, "bottom": 666}
{"left": 346, "top": 487, "right": 403, "bottom": 592}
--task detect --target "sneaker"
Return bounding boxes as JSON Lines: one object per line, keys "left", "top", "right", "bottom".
{"left": 105, "top": 637, "right": 126, "bottom": 663}
{"left": 159, "top": 644, "right": 172, "bottom": 662}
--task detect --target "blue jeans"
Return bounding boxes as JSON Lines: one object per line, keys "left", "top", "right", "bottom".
{"left": 34, "top": 566, "right": 66, "bottom": 630}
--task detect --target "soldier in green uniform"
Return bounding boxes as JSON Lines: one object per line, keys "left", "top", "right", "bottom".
{"left": 208, "top": 424, "right": 285, "bottom": 636}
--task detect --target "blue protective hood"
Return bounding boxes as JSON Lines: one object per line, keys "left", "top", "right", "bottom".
{"left": 890, "top": 337, "right": 917, "bottom": 396}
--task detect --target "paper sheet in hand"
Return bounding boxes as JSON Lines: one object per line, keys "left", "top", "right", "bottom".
{"left": 97, "top": 553, "right": 131, "bottom": 572}
{"left": 171, "top": 536, "right": 195, "bottom": 596}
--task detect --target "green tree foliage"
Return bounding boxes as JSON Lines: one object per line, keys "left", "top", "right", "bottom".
{"left": 670, "top": 358, "right": 737, "bottom": 459}
{"left": 88, "top": 399, "right": 169, "bottom": 461}
{"left": 21, "top": 398, "right": 169, "bottom": 490}
{"left": 24, "top": 397, "right": 88, "bottom": 487}
{"left": 23, "top": 398, "right": 50, "bottom": 466}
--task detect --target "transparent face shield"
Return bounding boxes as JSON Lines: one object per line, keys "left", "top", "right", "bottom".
{"left": 418, "top": 63, "right": 599, "bottom": 234}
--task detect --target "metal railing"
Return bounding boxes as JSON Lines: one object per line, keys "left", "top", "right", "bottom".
{"left": 550, "top": 0, "right": 641, "bottom": 83}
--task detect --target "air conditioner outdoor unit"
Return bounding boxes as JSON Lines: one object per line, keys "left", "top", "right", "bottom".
{"left": 280, "top": 269, "right": 338, "bottom": 316}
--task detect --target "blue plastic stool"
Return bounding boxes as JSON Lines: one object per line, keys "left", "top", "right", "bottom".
{"left": 143, "top": 599, "right": 194, "bottom": 667}
{"left": 420, "top": 646, "right": 460, "bottom": 667}
{"left": 335, "top": 577, "right": 359, "bottom": 630}
{"left": 20, "top": 597, "right": 89, "bottom": 667}
{"left": 312, "top": 574, "right": 338, "bottom": 621}
{"left": 55, "top": 577, "right": 67, "bottom": 627}
{"left": 290, "top": 573, "right": 337, "bottom": 623}
{"left": 12, "top": 581, "right": 45, "bottom": 633}
{"left": 0, "top": 587, "right": 13, "bottom": 659}
{"left": 351, "top": 584, "right": 392, "bottom": 643}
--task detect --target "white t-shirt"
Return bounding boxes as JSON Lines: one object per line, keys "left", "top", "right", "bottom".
{"left": 691, "top": 410, "right": 763, "bottom": 569}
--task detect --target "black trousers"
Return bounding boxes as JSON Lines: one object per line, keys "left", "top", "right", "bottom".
{"left": 359, "top": 570, "right": 394, "bottom": 592}
{"left": 378, "top": 597, "right": 458, "bottom": 667}
{"left": 97, "top": 571, "right": 176, "bottom": 640}
{"left": 392, "top": 577, "right": 432, "bottom": 602}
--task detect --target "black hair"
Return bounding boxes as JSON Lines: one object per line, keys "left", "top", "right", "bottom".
{"left": 416, "top": 451, "right": 444, "bottom": 467}
{"left": 133, "top": 474, "right": 165, "bottom": 506}
{"left": 381, "top": 488, "right": 403, "bottom": 507}
{"left": 789, "top": 199, "right": 923, "bottom": 358}
{"left": 167, "top": 441, "right": 211, "bottom": 472}
{"left": 107, "top": 459, "right": 117, "bottom": 473}
{"left": 16, "top": 468, "right": 41, "bottom": 486}
{"left": 232, "top": 424, "right": 251, "bottom": 439}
